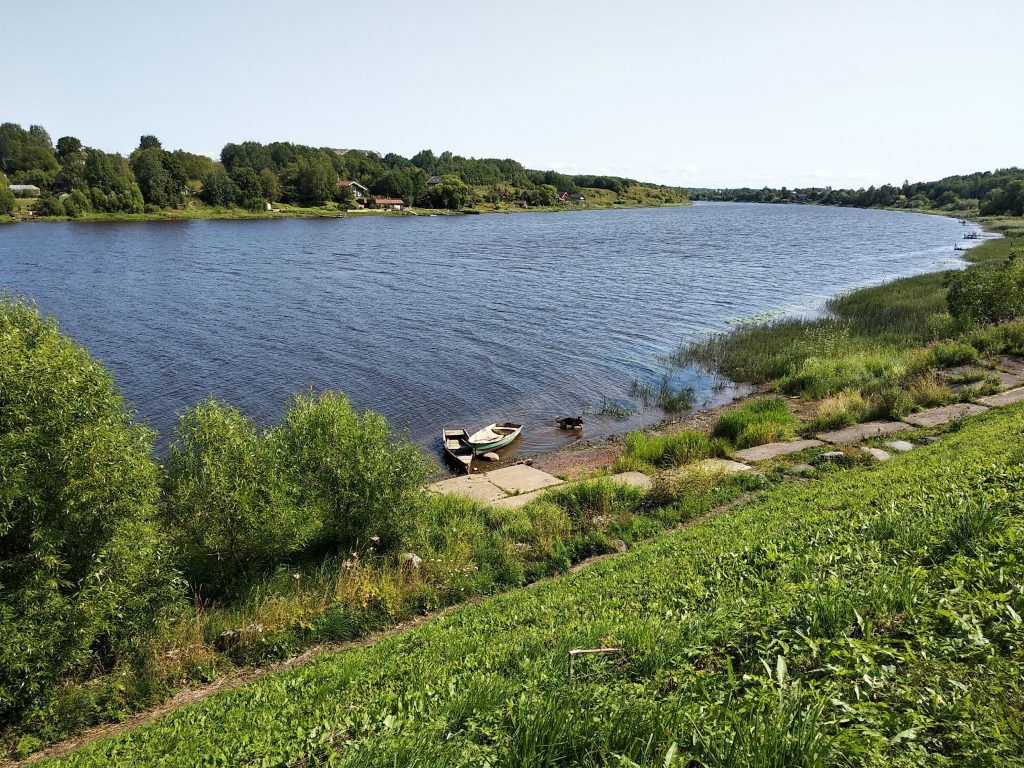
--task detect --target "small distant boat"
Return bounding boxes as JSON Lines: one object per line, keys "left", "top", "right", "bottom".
{"left": 466, "top": 422, "right": 523, "bottom": 454}
{"left": 442, "top": 428, "right": 474, "bottom": 474}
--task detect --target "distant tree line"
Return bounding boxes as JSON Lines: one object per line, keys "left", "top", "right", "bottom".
{"left": 1, "top": 121, "right": 678, "bottom": 217}
{"left": 690, "top": 167, "right": 1024, "bottom": 216}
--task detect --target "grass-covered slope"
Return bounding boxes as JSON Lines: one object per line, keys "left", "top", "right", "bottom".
{"left": 52, "top": 405, "right": 1024, "bottom": 767}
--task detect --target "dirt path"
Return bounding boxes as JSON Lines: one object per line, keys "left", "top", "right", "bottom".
{"left": 10, "top": 486, "right": 767, "bottom": 767}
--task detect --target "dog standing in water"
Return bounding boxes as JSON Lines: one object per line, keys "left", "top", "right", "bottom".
{"left": 557, "top": 416, "right": 584, "bottom": 430}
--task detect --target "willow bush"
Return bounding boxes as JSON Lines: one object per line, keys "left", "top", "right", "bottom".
{"left": 0, "top": 297, "right": 180, "bottom": 723}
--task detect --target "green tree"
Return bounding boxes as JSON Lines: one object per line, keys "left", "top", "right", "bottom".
{"left": 280, "top": 391, "right": 428, "bottom": 553}
{"left": 426, "top": 174, "right": 470, "bottom": 210}
{"left": 230, "top": 166, "right": 265, "bottom": 210}
{"left": 0, "top": 297, "right": 179, "bottom": 721}
{"left": 163, "top": 399, "right": 313, "bottom": 590}
{"left": 130, "top": 148, "right": 175, "bottom": 207}
{"left": 200, "top": 169, "right": 239, "bottom": 207}
{"left": 55, "top": 136, "right": 82, "bottom": 161}
{"left": 138, "top": 135, "right": 162, "bottom": 151}
{"left": 0, "top": 173, "right": 13, "bottom": 216}
{"left": 296, "top": 153, "right": 336, "bottom": 206}
{"left": 259, "top": 168, "right": 283, "bottom": 202}
{"left": 529, "top": 184, "right": 559, "bottom": 206}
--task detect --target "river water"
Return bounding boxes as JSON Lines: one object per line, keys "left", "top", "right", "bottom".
{"left": 0, "top": 203, "right": 971, "bottom": 462}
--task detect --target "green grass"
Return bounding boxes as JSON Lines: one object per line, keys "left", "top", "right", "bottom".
{"left": 49, "top": 404, "right": 1024, "bottom": 767}
{"left": 613, "top": 429, "right": 723, "bottom": 473}
{"left": 711, "top": 396, "right": 800, "bottom": 448}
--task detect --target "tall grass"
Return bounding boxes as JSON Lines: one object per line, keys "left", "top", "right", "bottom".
{"left": 711, "top": 396, "right": 799, "bottom": 448}
{"left": 614, "top": 429, "right": 722, "bottom": 473}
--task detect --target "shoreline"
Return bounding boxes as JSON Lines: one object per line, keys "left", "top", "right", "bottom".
{"left": 0, "top": 199, "right": 691, "bottom": 226}
{"left": 462, "top": 209, "right": 997, "bottom": 481}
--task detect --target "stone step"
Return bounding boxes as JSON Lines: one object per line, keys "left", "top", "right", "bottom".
{"left": 733, "top": 438, "right": 824, "bottom": 463}
{"left": 485, "top": 465, "right": 564, "bottom": 494}
{"left": 884, "top": 440, "right": 915, "bottom": 452}
{"left": 692, "top": 458, "right": 754, "bottom": 474}
{"left": 903, "top": 403, "right": 988, "bottom": 428}
{"left": 428, "top": 475, "right": 507, "bottom": 503}
{"left": 606, "top": 471, "right": 654, "bottom": 490}
{"left": 816, "top": 421, "right": 911, "bottom": 444}
{"left": 862, "top": 447, "right": 892, "bottom": 461}
{"left": 978, "top": 387, "right": 1024, "bottom": 407}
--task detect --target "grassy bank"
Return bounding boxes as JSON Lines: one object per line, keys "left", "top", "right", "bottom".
{"left": 4, "top": 185, "right": 690, "bottom": 225}
{"left": 676, "top": 216, "right": 1024, "bottom": 415}
{"left": 45, "top": 404, "right": 1024, "bottom": 767}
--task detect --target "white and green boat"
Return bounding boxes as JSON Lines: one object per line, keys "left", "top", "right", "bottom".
{"left": 466, "top": 422, "right": 523, "bottom": 455}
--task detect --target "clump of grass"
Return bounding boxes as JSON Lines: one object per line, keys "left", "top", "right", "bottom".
{"left": 596, "top": 397, "right": 634, "bottom": 419}
{"left": 711, "top": 397, "right": 800, "bottom": 448}
{"left": 926, "top": 340, "right": 979, "bottom": 369}
{"left": 778, "top": 351, "right": 910, "bottom": 400}
{"left": 807, "top": 389, "right": 869, "bottom": 432}
{"left": 656, "top": 375, "right": 695, "bottom": 413}
{"left": 868, "top": 386, "right": 915, "bottom": 421}
{"left": 616, "top": 429, "right": 716, "bottom": 472}
{"left": 629, "top": 378, "right": 654, "bottom": 407}
{"left": 908, "top": 372, "right": 954, "bottom": 408}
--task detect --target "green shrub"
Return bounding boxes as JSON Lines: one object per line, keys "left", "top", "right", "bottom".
{"left": 926, "top": 340, "right": 979, "bottom": 368}
{"left": 0, "top": 297, "right": 179, "bottom": 724}
{"left": 163, "top": 399, "right": 313, "bottom": 590}
{"left": 280, "top": 391, "right": 428, "bottom": 554}
{"left": 908, "top": 372, "right": 953, "bottom": 408}
{"left": 778, "top": 352, "right": 908, "bottom": 399}
{"left": 711, "top": 396, "right": 799, "bottom": 448}
{"left": 946, "top": 257, "right": 1024, "bottom": 326}
{"left": 869, "top": 386, "right": 915, "bottom": 421}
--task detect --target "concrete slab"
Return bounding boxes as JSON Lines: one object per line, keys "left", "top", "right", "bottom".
{"left": 885, "top": 440, "right": 915, "bottom": 452}
{"left": 491, "top": 489, "right": 546, "bottom": 510}
{"left": 903, "top": 403, "right": 989, "bottom": 428}
{"left": 816, "top": 421, "right": 911, "bottom": 444}
{"left": 993, "top": 355, "right": 1024, "bottom": 377}
{"left": 486, "top": 464, "right": 564, "bottom": 494}
{"left": 979, "top": 387, "right": 1024, "bottom": 407}
{"left": 733, "top": 439, "right": 824, "bottom": 463}
{"left": 941, "top": 364, "right": 1024, "bottom": 390}
{"left": 862, "top": 447, "right": 891, "bottom": 461}
{"left": 606, "top": 471, "right": 654, "bottom": 490}
{"left": 693, "top": 458, "right": 754, "bottom": 474}
{"left": 428, "top": 475, "right": 507, "bottom": 503}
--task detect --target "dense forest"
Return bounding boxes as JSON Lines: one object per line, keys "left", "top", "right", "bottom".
{"left": 690, "top": 167, "right": 1024, "bottom": 216}
{"left": 0, "top": 121, "right": 686, "bottom": 218}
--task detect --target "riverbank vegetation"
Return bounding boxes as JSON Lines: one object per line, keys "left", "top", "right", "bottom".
{"left": 41, "top": 403, "right": 1024, "bottom": 767}
{"left": 676, "top": 218, "right": 1024, "bottom": 424}
{"left": 0, "top": 122, "right": 687, "bottom": 223}
{"left": 690, "top": 167, "right": 1024, "bottom": 216}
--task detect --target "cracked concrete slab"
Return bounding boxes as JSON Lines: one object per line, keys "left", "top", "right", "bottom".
{"left": 733, "top": 439, "right": 824, "bottom": 463}
{"left": 429, "top": 475, "right": 508, "bottom": 503}
{"left": 485, "top": 465, "right": 564, "bottom": 494}
{"left": 903, "top": 403, "right": 989, "bottom": 428}
{"left": 607, "top": 471, "right": 654, "bottom": 490}
{"left": 816, "top": 421, "right": 911, "bottom": 444}
{"left": 979, "top": 387, "right": 1024, "bottom": 407}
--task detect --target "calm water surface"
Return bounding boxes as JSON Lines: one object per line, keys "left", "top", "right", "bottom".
{"left": 0, "top": 203, "right": 971, "bottom": 463}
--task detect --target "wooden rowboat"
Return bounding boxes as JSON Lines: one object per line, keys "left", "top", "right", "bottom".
{"left": 442, "top": 428, "right": 474, "bottom": 474}
{"left": 466, "top": 422, "right": 523, "bottom": 455}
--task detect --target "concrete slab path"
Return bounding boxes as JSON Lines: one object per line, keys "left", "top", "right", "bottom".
{"left": 606, "top": 471, "right": 655, "bottom": 490}
{"left": 862, "top": 447, "right": 892, "bottom": 461}
{"left": 486, "top": 465, "right": 564, "bottom": 494}
{"left": 993, "top": 355, "right": 1024, "bottom": 376}
{"left": 903, "top": 403, "right": 989, "bottom": 428}
{"left": 979, "top": 387, "right": 1024, "bottom": 407}
{"left": 816, "top": 421, "right": 911, "bottom": 444}
{"left": 693, "top": 458, "right": 754, "bottom": 474}
{"left": 885, "top": 440, "right": 915, "bottom": 452}
{"left": 429, "top": 475, "right": 510, "bottom": 503}
{"left": 733, "top": 439, "right": 824, "bottom": 463}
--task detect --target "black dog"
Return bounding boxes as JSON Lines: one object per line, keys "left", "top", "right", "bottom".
{"left": 557, "top": 416, "right": 584, "bottom": 430}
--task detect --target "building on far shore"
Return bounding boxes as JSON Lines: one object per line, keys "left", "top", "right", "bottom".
{"left": 426, "top": 174, "right": 443, "bottom": 186}
{"left": 336, "top": 180, "right": 370, "bottom": 199}
{"left": 566, "top": 192, "right": 586, "bottom": 203}
{"left": 51, "top": 171, "right": 73, "bottom": 194}
{"left": 372, "top": 197, "right": 407, "bottom": 211}
{"left": 8, "top": 184, "right": 41, "bottom": 196}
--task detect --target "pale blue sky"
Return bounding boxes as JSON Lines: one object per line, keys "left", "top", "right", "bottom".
{"left": 7, "top": 0, "right": 1022, "bottom": 187}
